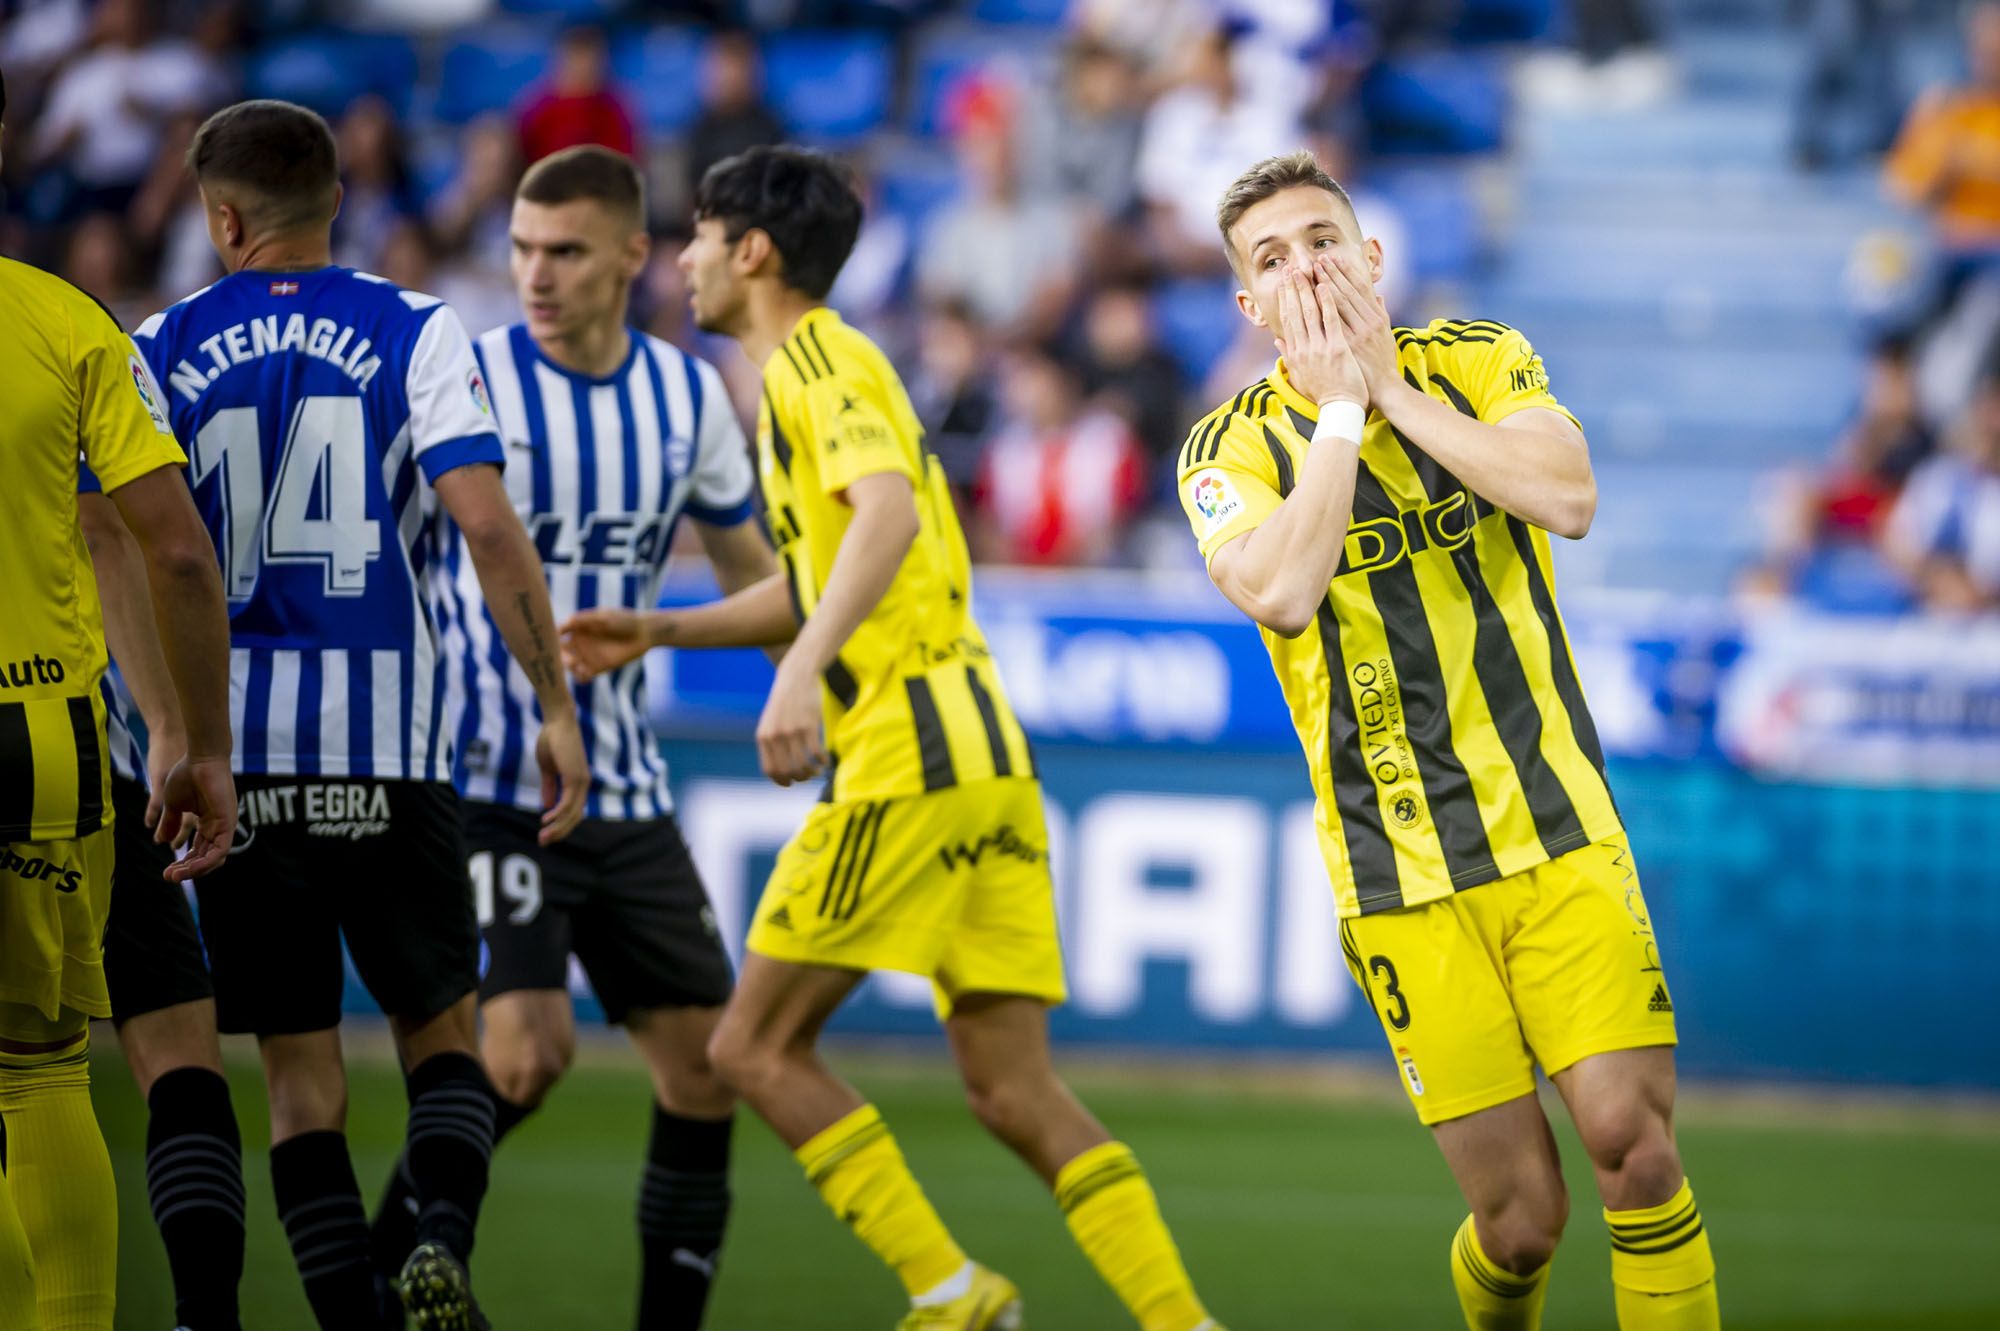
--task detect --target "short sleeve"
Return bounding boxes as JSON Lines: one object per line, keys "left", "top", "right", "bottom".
{"left": 77, "top": 314, "right": 187, "bottom": 493}
{"left": 1176, "top": 412, "right": 1283, "bottom": 564}
{"left": 406, "top": 306, "right": 506, "bottom": 482}
{"left": 807, "top": 376, "right": 921, "bottom": 498}
{"left": 1438, "top": 324, "right": 1582, "bottom": 431}
{"left": 683, "top": 359, "right": 756, "bottom": 525}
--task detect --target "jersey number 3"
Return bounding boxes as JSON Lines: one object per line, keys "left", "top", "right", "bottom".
{"left": 191, "top": 396, "right": 383, "bottom": 600}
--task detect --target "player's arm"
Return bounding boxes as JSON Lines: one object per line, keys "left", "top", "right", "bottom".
{"left": 1205, "top": 266, "right": 1368, "bottom": 638}
{"left": 78, "top": 491, "right": 184, "bottom": 815}
{"left": 434, "top": 462, "right": 589, "bottom": 842}
{"left": 103, "top": 466, "right": 236, "bottom": 878}
{"left": 1321, "top": 251, "right": 1596, "bottom": 539}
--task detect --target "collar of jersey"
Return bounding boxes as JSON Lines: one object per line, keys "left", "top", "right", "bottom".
{"left": 764, "top": 305, "right": 840, "bottom": 371}
{"left": 1268, "top": 358, "right": 1320, "bottom": 423}
{"left": 521, "top": 325, "right": 643, "bottom": 386}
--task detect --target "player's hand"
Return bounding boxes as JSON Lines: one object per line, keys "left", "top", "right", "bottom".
{"left": 560, "top": 608, "right": 655, "bottom": 683}
{"left": 1318, "top": 252, "right": 1398, "bottom": 399}
{"left": 534, "top": 709, "right": 591, "bottom": 845}
{"left": 1273, "top": 263, "right": 1366, "bottom": 410}
{"left": 158, "top": 755, "right": 236, "bottom": 882}
{"left": 757, "top": 658, "right": 827, "bottom": 787}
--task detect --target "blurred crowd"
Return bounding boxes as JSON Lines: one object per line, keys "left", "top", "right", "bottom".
{"left": 1746, "top": 0, "right": 2000, "bottom": 615}
{"left": 0, "top": 0, "right": 1585, "bottom": 571}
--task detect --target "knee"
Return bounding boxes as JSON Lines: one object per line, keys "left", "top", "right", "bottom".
{"left": 266, "top": 1072, "right": 346, "bottom": 1139}
{"left": 705, "top": 1021, "right": 775, "bottom": 1099}
{"left": 484, "top": 1036, "right": 571, "bottom": 1109}
{"left": 1475, "top": 1189, "right": 1568, "bottom": 1275}
{"left": 961, "top": 1070, "right": 1045, "bottom": 1148}
{"left": 1578, "top": 1104, "right": 1683, "bottom": 1206}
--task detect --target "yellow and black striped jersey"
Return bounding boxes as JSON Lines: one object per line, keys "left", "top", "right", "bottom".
{"left": 1176, "top": 318, "right": 1620, "bottom": 918}
{"left": 0, "top": 258, "right": 186, "bottom": 842}
{"left": 756, "top": 306, "right": 1034, "bottom": 801}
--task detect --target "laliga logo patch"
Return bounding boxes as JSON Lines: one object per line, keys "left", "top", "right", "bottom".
{"left": 128, "top": 354, "right": 174, "bottom": 434}
{"left": 1396, "top": 1046, "right": 1425, "bottom": 1096}
{"left": 1190, "top": 470, "right": 1242, "bottom": 535}
{"left": 468, "top": 368, "right": 492, "bottom": 416}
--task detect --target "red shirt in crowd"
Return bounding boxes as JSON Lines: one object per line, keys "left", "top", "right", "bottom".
{"left": 517, "top": 89, "right": 638, "bottom": 166}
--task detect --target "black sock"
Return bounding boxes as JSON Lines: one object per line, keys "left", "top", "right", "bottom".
{"left": 372, "top": 1087, "right": 532, "bottom": 1277}
{"left": 637, "top": 1106, "right": 733, "bottom": 1331}
{"left": 403, "top": 1051, "right": 498, "bottom": 1263}
{"left": 271, "top": 1130, "right": 380, "bottom": 1331}
{"left": 146, "top": 1067, "right": 246, "bottom": 1331}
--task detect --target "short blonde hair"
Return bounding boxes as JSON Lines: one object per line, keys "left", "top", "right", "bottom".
{"left": 1216, "top": 150, "right": 1354, "bottom": 276}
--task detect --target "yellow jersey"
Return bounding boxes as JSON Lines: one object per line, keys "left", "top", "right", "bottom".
{"left": 756, "top": 306, "right": 1034, "bottom": 801}
{"left": 0, "top": 258, "right": 186, "bottom": 842}
{"left": 1177, "top": 318, "right": 1621, "bottom": 918}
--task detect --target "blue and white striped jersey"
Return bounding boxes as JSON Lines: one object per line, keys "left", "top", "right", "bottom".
{"left": 102, "top": 668, "right": 144, "bottom": 786}
{"left": 132, "top": 267, "right": 504, "bottom": 781}
{"left": 431, "top": 325, "right": 754, "bottom": 820}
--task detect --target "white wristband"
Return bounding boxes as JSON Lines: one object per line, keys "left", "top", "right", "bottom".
{"left": 1314, "top": 400, "right": 1367, "bottom": 447}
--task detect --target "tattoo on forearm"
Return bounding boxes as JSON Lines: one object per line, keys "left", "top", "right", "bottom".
{"left": 513, "top": 591, "right": 563, "bottom": 691}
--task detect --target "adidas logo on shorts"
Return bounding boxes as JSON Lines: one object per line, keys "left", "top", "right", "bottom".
{"left": 767, "top": 904, "right": 794, "bottom": 931}
{"left": 1647, "top": 983, "right": 1674, "bottom": 1013}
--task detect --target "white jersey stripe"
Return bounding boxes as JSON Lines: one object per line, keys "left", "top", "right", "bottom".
{"left": 228, "top": 647, "right": 251, "bottom": 773}
{"left": 372, "top": 650, "right": 402, "bottom": 773}
{"left": 269, "top": 650, "right": 302, "bottom": 776}
{"left": 320, "top": 649, "right": 350, "bottom": 776}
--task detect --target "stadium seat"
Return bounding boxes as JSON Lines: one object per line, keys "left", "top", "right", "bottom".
{"left": 1153, "top": 279, "right": 1241, "bottom": 382}
{"left": 1370, "top": 167, "right": 1478, "bottom": 285}
{"left": 1361, "top": 51, "right": 1507, "bottom": 156}
{"left": 762, "top": 32, "right": 894, "bottom": 144}
{"left": 905, "top": 22, "right": 1059, "bottom": 138}
{"left": 610, "top": 27, "right": 706, "bottom": 134}
{"left": 972, "top": 0, "right": 1070, "bottom": 24}
{"left": 436, "top": 29, "right": 552, "bottom": 125}
{"left": 495, "top": 0, "right": 619, "bottom": 15}
{"left": 244, "top": 31, "right": 420, "bottom": 119}
{"left": 1452, "top": 0, "right": 1555, "bottom": 43}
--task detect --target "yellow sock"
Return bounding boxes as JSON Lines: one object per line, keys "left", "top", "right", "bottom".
{"left": 795, "top": 1104, "right": 966, "bottom": 1298}
{"left": 1450, "top": 1215, "right": 1550, "bottom": 1330}
{"left": 1054, "top": 1141, "right": 1208, "bottom": 1331}
{"left": 0, "top": 1152, "right": 42, "bottom": 1330}
{"left": 1606, "top": 1179, "right": 1719, "bottom": 1331}
{"left": 0, "top": 1036, "right": 116, "bottom": 1331}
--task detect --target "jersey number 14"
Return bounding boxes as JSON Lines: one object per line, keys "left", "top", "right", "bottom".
{"left": 191, "top": 395, "right": 383, "bottom": 600}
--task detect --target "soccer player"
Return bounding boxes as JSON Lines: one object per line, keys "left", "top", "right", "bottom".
{"left": 131, "top": 99, "right": 590, "bottom": 1330}
{"left": 0, "top": 67, "right": 239, "bottom": 1331}
{"left": 562, "top": 145, "right": 1223, "bottom": 1331}
{"left": 1176, "top": 150, "right": 1718, "bottom": 1331}
{"left": 370, "top": 145, "right": 768, "bottom": 1329}
{"left": 77, "top": 488, "right": 249, "bottom": 1331}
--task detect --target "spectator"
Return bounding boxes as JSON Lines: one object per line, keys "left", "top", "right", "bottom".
{"left": 827, "top": 160, "right": 911, "bottom": 336}
{"left": 1019, "top": 37, "right": 1146, "bottom": 228}
{"left": 428, "top": 115, "right": 521, "bottom": 279}
{"left": 973, "top": 342, "right": 1147, "bottom": 567}
{"left": 905, "top": 299, "right": 997, "bottom": 498}
{"left": 25, "top": 0, "right": 226, "bottom": 218}
{"left": 517, "top": 24, "right": 638, "bottom": 168}
{"left": 332, "top": 94, "right": 420, "bottom": 273}
{"left": 60, "top": 211, "right": 145, "bottom": 327}
{"left": 1136, "top": 23, "right": 1305, "bottom": 275}
{"left": 684, "top": 30, "right": 785, "bottom": 203}
{"left": 918, "top": 123, "right": 1079, "bottom": 340}
{"left": 1884, "top": 0, "right": 2000, "bottom": 255}
{"left": 1074, "top": 281, "right": 1186, "bottom": 469}
{"left": 1791, "top": 0, "right": 1907, "bottom": 171}
{"left": 1069, "top": 0, "right": 1214, "bottom": 92}
{"left": 1883, "top": 365, "right": 2000, "bottom": 614}
{"left": 1741, "top": 338, "right": 1932, "bottom": 612}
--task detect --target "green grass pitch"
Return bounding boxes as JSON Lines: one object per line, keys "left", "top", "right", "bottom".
{"left": 93, "top": 1038, "right": 2000, "bottom": 1329}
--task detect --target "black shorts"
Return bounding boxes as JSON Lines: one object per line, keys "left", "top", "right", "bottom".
{"left": 467, "top": 802, "right": 732, "bottom": 1023}
{"left": 194, "top": 776, "right": 480, "bottom": 1036}
{"left": 102, "top": 776, "right": 214, "bottom": 1023}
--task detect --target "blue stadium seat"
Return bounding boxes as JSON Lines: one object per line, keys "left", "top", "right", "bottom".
{"left": 244, "top": 31, "right": 419, "bottom": 119}
{"left": 762, "top": 32, "right": 893, "bottom": 144}
{"left": 972, "top": 0, "right": 1069, "bottom": 24}
{"left": 1361, "top": 52, "right": 1507, "bottom": 155}
{"left": 1369, "top": 167, "right": 1478, "bottom": 285}
{"left": 495, "top": 0, "right": 619, "bottom": 15}
{"left": 1452, "top": 0, "right": 1555, "bottom": 43}
{"left": 610, "top": 28, "right": 706, "bottom": 134}
{"left": 436, "top": 30, "right": 551, "bottom": 125}
{"left": 1153, "top": 279, "right": 1240, "bottom": 382}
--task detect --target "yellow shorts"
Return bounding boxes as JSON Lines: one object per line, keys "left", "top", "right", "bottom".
{"left": 0, "top": 826, "right": 114, "bottom": 1028}
{"left": 747, "top": 777, "right": 1067, "bottom": 1018}
{"left": 1340, "top": 834, "right": 1677, "bottom": 1126}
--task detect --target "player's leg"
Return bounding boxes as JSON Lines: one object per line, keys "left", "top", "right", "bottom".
{"left": 0, "top": 1121, "right": 41, "bottom": 1330}
{"left": 943, "top": 993, "right": 1214, "bottom": 1331}
{"left": 1340, "top": 890, "right": 1559, "bottom": 1330}
{"left": 1510, "top": 837, "right": 1714, "bottom": 1331}
{"left": 196, "top": 781, "right": 379, "bottom": 1331}
{"left": 0, "top": 1011, "right": 116, "bottom": 1331}
{"left": 576, "top": 813, "right": 739, "bottom": 1330}
{"left": 103, "top": 777, "right": 245, "bottom": 1331}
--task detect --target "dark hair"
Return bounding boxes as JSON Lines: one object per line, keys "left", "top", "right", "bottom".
{"left": 693, "top": 145, "right": 862, "bottom": 300}
{"left": 1215, "top": 149, "right": 1354, "bottom": 274}
{"left": 518, "top": 144, "right": 645, "bottom": 228}
{"left": 187, "top": 99, "right": 339, "bottom": 232}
